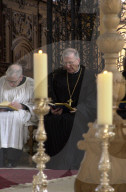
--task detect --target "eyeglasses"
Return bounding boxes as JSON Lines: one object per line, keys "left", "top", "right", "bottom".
{"left": 6, "top": 76, "right": 21, "bottom": 85}
{"left": 63, "top": 59, "right": 77, "bottom": 66}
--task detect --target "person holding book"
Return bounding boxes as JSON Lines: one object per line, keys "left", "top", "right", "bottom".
{"left": 0, "top": 64, "right": 35, "bottom": 167}
{"left": 44, "top": 48, "right": 97, "bottom": 170}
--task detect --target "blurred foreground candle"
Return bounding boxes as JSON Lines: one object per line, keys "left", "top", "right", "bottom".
{"left": 97, "top": 71, "right": 113, "bottom": 125}
{"left": 34, "top": 50, "right": 48, "bottom": 98}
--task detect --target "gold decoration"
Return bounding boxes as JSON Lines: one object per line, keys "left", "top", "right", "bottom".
{"left": 67, "top": 98, "right": 73, "bottom": 107}
{"left": 75, "top": 0, "right": 125, "bottom": 191}
{"left": 95, "top": 0, "right": 125, "bottom": 190}
{"left": 75, "top": 179, "right": 126, "bottom": 192}
{"left": 67, "top": 67, "right": 82, "bottom": 106}
{"left": 76, "top": 121, "right": 126, "bottom": 192}
{"left": 94, "top": 124, "right": 115, "bottom": 192}
{"left": 32, "top": 98, "right": 50, "bottom": 192}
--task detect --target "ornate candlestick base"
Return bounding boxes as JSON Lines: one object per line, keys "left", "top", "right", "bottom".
{"left": 95, "top": 124, "right": 115, "bottom": 192}
{"left": 32, "top": 98, "right": 50, "bottom": 192}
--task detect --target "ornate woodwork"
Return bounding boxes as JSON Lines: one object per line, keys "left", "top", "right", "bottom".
{"left": 47, "top": 0, "right": 103, "bottom": 73}
{"left": 0, "top": 0, "right": 47, "bottom": 77}
{"left": 117, "top": 1, "right": 126, "bottom": 71}
{"left": 0, "top": 0, "right": 125, "bottom": 77}
{"left": 0, "top": 1, "right": 3, "bottom": 63}
{"left": 1, "top": 0, "right": 104, "bottom": 77}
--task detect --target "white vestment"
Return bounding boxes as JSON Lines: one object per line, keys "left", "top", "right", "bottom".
{"left": 0, "top": 76, "right": 34, "bottom": 150}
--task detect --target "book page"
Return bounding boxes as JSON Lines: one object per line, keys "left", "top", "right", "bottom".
{"left": 0, "top": 101, "right": 11, "bottom": 106}
{"left": 0, "top": 101, "right": 18, "bottom": 111}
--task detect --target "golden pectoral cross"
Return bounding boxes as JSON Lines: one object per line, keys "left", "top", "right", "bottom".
{"left": 67, "top": 98, "right": 73, "bottom": 106}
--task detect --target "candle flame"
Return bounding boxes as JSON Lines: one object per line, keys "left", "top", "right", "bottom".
{"left": 103, "top": 70, "right": 108, "bottom": 74}
{"left": 38, "top": 50, "right": 43, "bottom": 54}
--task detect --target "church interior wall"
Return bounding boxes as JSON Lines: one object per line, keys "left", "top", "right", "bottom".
{"left": 0, "top": 0, "right": 47, "bottom": 78}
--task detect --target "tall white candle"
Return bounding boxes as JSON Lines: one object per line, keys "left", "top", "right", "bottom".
{"left": 97, "top": 71, "right": 113, "bottom": 125}
{"left": 34, "top": 50, "right": 48, "bottom": 98}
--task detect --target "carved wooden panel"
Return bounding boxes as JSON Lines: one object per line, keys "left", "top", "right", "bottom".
{"left": 0, "top": 0, "right": 47, "bottom": 77}
{"left": 0, "top": 1, "right": 2, "bottom": 63}
{"left": 0, "top": 63, "right": 10, "bottom": 77}
{"left": 12, "top": 36, "right": 33, "bottom": 77}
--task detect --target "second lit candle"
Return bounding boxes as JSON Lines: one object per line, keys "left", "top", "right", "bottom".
{"left": 97, "top": 71, "right": 113, "bottom": 125}
{"left": 33, "top": 50, "right": 48, "bottom": 99}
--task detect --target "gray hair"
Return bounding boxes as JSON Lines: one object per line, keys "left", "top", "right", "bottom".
{"left": 62, "top": 48, "right": 80, "bottom": 60}
{"left": 6, "top": 64, "right": 23, "bottom": 78}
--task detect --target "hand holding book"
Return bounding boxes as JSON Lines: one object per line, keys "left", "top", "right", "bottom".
{"left": 49, "top": 103, "right": 76, "bottom": 113}
{"left": 50, "top": 106, "right": 63, "bottom": 115}
{"left": 10, "top": 102, "right": 23, "bottom": 110}
{"left": 0, "top": 101, "right": 18, "bottom": 111}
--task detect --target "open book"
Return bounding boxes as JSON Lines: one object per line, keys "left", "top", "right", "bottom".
{"left": 49, "top": 102, "right": 75, "bottom": 112}
{"left": 0, "top": 101, "right": 18, "bottom": 111}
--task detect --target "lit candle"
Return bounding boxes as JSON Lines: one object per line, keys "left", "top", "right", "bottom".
{"left": 97, "top": 71, "right": 113, "bottom": 125}
{"left": 33, "top": 50, "right": 48, "bottom": 98}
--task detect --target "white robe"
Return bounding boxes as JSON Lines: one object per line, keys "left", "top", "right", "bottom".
{"left": 0, "top": 76, "right": 34, "bottom": 150}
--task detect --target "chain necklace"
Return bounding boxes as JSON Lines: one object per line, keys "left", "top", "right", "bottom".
{"left": 67, "top": 68, "right": 82, "bottom": 106}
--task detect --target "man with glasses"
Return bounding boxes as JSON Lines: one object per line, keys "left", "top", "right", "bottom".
{"left": 0, "top": 64, "right": 35, "bottom": 167}
{"left": 44, "top": 48, "right": 97, "bottom": 170}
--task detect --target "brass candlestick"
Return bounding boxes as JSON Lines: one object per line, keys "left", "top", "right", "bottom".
{"left": 32, "top": 98, "right": 50, "bottom": 192}
{"left": 95, "top": 124, "right": 115, "bottom": 192}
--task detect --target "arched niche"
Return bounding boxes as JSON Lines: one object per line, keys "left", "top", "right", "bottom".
{"left": 12, "top": 36, "right": 33, "bottom": 78}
